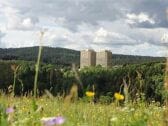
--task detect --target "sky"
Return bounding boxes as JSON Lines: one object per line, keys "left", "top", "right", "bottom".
{"left": 0, "top": 0, "right": 168, "bottom": 56}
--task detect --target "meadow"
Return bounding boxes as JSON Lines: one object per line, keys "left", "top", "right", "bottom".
{"left": 0, "top": 94, "right": 165, "bottom": 126}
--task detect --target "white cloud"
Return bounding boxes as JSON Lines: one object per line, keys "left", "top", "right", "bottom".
{"left": 126, "top": 13, "right": 155, "bottom": 25}
{"left": 6, "top": 16, "right": 39, "bottom": 31}
{"left": 42, "top": 28, "right": 72, "bottom": 46}
{"left": 112, "top": 42, "right": 165, "bottom": 56}
{"left": 55, "top": 17, "right": 67, "bottom": 26}
{"left": 22, "top": 18, "right": 38, "bottom": 30}
{"left": 93, "top": 27, "right": 136, "bottom": 45}
{"left": 2, "top": 31, "right": 39, "bottom": 48}
{"left": 161, "top": 33, "right": 168, "bottom": 43}
{"left": 0, "top": 30, "right": 6, "bottom": 47}
{"left": 1, "top": 6, "right": 39, "bottom": 30}
{"left": 157, "top": 50, "right": 168, "bottom": 57}
{"left": 137, "top": 28, "right": 168, "bottom": 46}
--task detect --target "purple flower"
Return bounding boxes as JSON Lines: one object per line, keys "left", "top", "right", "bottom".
{"left": 6, "top": 107, "right": 14, "bottom": 114}
{"left": 41, "top": 116, "right": 65, "bottom": 126}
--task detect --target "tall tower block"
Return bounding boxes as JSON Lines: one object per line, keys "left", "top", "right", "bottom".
{"left": 96, "top": 50, "right": 112, "bottom": 67}
{"left": 80, "top": 49, "right": 96, "bottom": 68}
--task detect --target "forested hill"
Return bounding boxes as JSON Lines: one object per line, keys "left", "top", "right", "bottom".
{"left": 0, "top": 46, "right": 165, "bottom": 66}
{"left": 0, "top": 46, "right": 79, "bottom": 66}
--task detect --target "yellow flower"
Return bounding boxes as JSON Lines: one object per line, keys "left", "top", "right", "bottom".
{"left": 114, "top": 93, "right": 124, "bottom": 101}
{"left": 86, "top": 91, "right": 95, "bottom": 97}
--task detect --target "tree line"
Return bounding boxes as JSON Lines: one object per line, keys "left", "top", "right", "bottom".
{"left": 0, "top": 60, "right": 166, "bottom": 103}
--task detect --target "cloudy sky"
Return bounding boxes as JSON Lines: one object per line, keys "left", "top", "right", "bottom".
{"left": 0, "top": 0, "right": 168, "bottom": 56}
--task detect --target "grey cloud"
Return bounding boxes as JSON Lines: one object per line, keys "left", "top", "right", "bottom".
{"left": 1, "top": 0, "right": 127, "bottom": 30}
{"left": 41, "top": 0, "right": 168, "bottom": 29}
{"left": 1, "top": 0, "right": 167, "bottom": 29}
{"left": 128, "top": 0, "right": 168, "bottom": 28}
{"left": 133, "top": 22, "right": 156, "bottom": 28}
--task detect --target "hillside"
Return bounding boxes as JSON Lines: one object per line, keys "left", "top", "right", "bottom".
{"left": 0, "top": 46, "right": 79, "bottom": 66}
{"left": 0, "top": 46, "right": 165, "bottom": 66}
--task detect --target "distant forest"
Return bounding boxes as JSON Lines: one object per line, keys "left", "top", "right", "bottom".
{"left": 0, "top": 46, "right": 165, "bottom": 66}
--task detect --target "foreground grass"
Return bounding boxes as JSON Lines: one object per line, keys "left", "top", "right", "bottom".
{"left": 0, "top": 95, "right": 165, "bottom": 126}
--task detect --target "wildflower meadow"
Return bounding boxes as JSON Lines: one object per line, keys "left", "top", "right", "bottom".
{"left": 0, "top": 93, "right": 165, "bottom": 126}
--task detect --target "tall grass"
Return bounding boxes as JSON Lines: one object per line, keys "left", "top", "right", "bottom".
{"left": 11, "top": 64, "right": 20, "bottom": 97}
{"left": 33, "top": 31, "right": 44, "bottom": 98}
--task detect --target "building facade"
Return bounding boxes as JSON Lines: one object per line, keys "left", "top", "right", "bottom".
{"left": 80, "top": 49, "right": 96, "bottom": 68}
{"left": 96, "top": 50, "right": 112, "bottom": 67}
